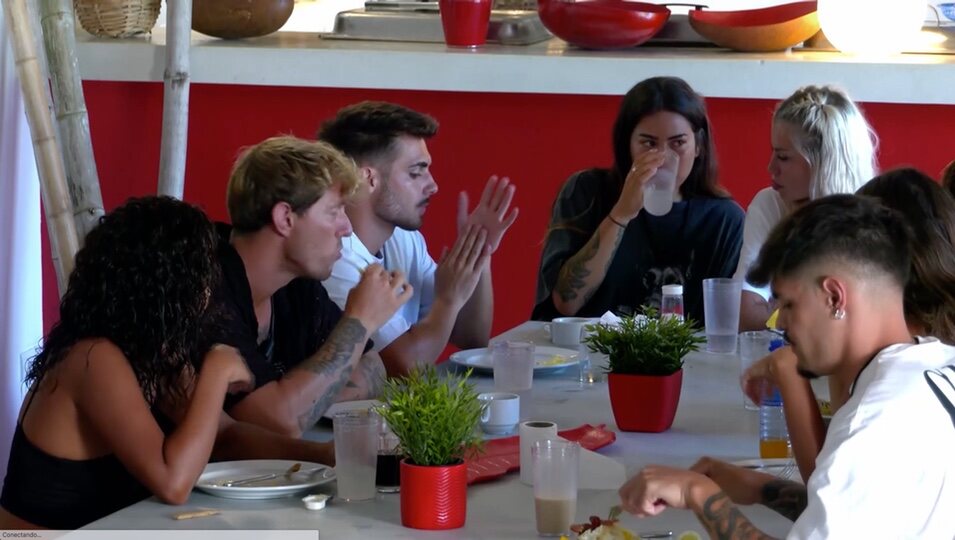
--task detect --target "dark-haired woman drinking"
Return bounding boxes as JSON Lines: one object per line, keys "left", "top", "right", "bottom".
{"left": 532, "top": 76, "right": 744, "bottom": 324}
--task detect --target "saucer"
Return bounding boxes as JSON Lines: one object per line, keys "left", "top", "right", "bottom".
{"left": 481, "top": 423, "right": 518, "bottom": 435}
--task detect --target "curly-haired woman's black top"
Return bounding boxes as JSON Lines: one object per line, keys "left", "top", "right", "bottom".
{"left": 0, "top": 396, "right": 175, "bottom": 529}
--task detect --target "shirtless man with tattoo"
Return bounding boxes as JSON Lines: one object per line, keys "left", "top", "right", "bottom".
{"left": 618, "top": 195, "right": 955, "bottom": 538}
{"left": 209, "top": 136, "right": 411, "bottom": 438}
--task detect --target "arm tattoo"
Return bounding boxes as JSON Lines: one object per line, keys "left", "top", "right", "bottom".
{"left": 699, "top": 492, "right": 776, "bottom": 540}
{"left": 360, "top": 354, "right": 386, "bottom": 397}
{"left": 293, "top": 317, "right": 367, "bottom": 431}
{"left": 345, "top": 354, "right": 386, "bottom": 398}
{"left": 556, "top": 232, "right": 598, "bottom": 302}
{"left": 555, "top": 224, "right": 625, "bottom": 304}
{"left": 761, "top": 480, "right": 808, "bottom": 521}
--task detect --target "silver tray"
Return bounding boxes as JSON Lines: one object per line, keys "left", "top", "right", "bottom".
{"left": 323, "top": 8, "right": 552, "bottom": 46}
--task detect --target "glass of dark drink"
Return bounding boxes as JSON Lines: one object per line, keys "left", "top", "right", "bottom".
{"left": 376, "top": 426, "right": 401, "bottom": 493}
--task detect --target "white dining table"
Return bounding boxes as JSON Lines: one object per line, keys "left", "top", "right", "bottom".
{"left": 84, "top": 321, "right": 795, "bottom": 538}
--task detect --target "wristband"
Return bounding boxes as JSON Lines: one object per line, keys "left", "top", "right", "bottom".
{"left": 608, "top": 215, "right": 627, "bottom": 228}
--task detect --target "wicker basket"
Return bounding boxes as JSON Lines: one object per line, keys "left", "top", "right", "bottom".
{"left": 75, "top": 0, "right": 162, "bottom": 38}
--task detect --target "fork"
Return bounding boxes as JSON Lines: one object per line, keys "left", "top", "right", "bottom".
{"left": 220, "top": 464, "right": 324, "bottom": 487}
{"left": 777, "top": 460, "right": 798, "bottom": 481}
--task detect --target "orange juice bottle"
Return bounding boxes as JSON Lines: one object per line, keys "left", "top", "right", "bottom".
{"left": 759, "top": 438, "right": 791, "bottom": 459}
{"left": 759, "top": 387, "right": 790, "bottom": 459}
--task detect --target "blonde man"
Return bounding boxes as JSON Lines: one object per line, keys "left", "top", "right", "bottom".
{"left": 211, "top": 136, "right": 411, "bottom": 437}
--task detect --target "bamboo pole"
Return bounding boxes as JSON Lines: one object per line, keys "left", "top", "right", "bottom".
{"left": 2, "top": 0, "right": 78, "bottom": 295}
{"left": 39, "top": 0, "right": 104, "bottom": 238}
{"left": 157, "top": 0, "right": 191, "bottom": 198}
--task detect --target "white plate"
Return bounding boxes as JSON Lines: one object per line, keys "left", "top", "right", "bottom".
{"left": 195, "top": 459, "right": 335, "bottom": 500}
{"left": 449, "top": 345, "right": 579, "bottom": 373}
{"left": 321, "top": 399, "right": 382, "bottom": 420}
{"left": 731, "top": 458, "right": 800, "bottom": 481}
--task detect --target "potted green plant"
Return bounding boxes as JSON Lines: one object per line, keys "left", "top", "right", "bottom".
{"left": 375, "top": 365, "right": 483, "bottom": 530}
{"left": 584, "top": 308, "right": 705, "bottom": 432}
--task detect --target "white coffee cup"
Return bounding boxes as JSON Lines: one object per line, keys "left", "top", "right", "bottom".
{"left": 478, "top": 392, "right": 520, "bottom": 435}
{"left": 546, "top": 317, "right": 598, "bottom": 348}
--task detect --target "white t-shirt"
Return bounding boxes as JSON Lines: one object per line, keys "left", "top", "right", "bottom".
{"left": 323, "top": 229, "right": 436, "bottom": 351}
{"left": 788, "top": 338, "right": 955, "bottom": 539}
{"left": 732, "top": 187, "right": 790, "bottom": 301}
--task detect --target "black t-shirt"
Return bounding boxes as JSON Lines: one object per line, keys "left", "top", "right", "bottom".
{"left": 532, "top": 168, "right": 744, "bottom": 325}
{"left": 209, "top": 224, "right": 367, "bottom": 407}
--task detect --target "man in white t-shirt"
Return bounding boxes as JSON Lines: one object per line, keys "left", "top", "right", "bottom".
{"left": 618, "top": 195, "right": 955, "bottom": 539}
{"left": 318, "top": 101, "right": 518, "bottom": 376}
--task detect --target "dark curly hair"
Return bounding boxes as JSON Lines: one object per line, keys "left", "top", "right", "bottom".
{"left": 27, "top": 196, "right": 220, "bottom": 407}
{"left": 857, "top": 168, "right": 955, "bottom": 344}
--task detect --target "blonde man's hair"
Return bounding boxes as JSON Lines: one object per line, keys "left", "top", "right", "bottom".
{"left": 774, "top": 85, "right": 879, "bottom": 200}
{"left": 227, "top": 136, "right": 360, "bottom": 233}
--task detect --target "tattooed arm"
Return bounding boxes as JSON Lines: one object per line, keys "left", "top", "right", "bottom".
{"left": 551, "top": 218, "right": 627, "bottom": 315}
{"left": 619, "top": 465, "right": 782, "bottom": 540}
{"left": 334, "top": 352, "right": 387, "bottom": 404}
{"left": 229, "top": 265, "right": 412, "bottom": 438}
{"left": 227, "top": 317, "right": 372, "bottom": 437}
{"left": 696, "top": 492, "right": 777, "bottom": 540}
{"left": 551, "top": 151, "right": 665, "bottom": 316}
{"left": 691, "top": 457, "right": 808, "bottom": 522}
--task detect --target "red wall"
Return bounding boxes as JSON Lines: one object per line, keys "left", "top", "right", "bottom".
{"left": 41, "top": 81, "right": 955, "bottom": 339}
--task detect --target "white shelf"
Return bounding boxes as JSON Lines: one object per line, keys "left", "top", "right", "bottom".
{"left": 76, "top": 29, "right": 955, "bottom": 105}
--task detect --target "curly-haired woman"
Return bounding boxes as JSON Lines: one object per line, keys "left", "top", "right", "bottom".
{"left": 0, "top": 196, "right": 253, "bottom": 529}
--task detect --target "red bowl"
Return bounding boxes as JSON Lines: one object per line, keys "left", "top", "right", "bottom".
{"left": 688, "top": 1, "right": 820, "bottom": 52}
{"left": 538, "top": 0, "right": 671, "bottom": 50}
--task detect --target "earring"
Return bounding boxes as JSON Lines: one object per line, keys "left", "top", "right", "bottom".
{"left": 832, "top": 308, "right": 846, "bottom": 320}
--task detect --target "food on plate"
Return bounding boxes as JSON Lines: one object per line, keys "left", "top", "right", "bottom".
{"left": 572, "top": 523, "right": 638, "bottom": 540}
{"left": 565, "top": 508, "right": 637, "bottom": 540}
{"left": 539, "top": 354, "right": 569, "bottom": 366}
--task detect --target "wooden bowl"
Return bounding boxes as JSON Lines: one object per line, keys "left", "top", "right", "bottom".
{"left": 538, "top": 0, "right": 670, "bottom": 50}
{"left": 688, "top": 1, "right": 819, "bottom": 52}
{"left": 192, "top": 0, "right": 294, "bottom": 39}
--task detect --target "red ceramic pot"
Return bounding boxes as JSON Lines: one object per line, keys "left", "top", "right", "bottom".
{"left": 608, "top": 370, "right": 683, "bottom": 432}
{"left": 400, "top": 459, "right": 467, "bottom": 530}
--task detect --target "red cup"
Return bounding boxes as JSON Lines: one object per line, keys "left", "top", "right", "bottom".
{"left": 439, "top": 0, "right": 492, "bottom": 47}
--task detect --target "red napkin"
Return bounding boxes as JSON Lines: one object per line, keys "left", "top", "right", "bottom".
{"left": 466, "top": 424, "right": 616, "bottom": 485}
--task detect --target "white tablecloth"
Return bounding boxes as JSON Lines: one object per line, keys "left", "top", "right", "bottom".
{"left": 85, "top": 322, "right": 794, "bottom": 538}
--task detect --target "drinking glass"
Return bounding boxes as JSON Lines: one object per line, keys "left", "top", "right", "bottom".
{"left": 532, "top": 440, "right": 579, "bottom": 536}
{"left": 333, "top": 410, "right": 379, "bottom": 501}
{"left": 703, "top": 278, "right": 743, "bottom": 353}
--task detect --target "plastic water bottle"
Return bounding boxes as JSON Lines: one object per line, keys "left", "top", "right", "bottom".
{"left": 661, "top": 284, "right": 684, "bottom": 322}
{"left": 759, "top": 339, "right": 790, "bottom": 459}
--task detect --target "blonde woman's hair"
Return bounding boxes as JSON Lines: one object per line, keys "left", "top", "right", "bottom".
{"left": 774, "top": 85, "right": 878, "bottom": 199}
{"left": 227, "top": 136, "right": 360, "bottom": 233}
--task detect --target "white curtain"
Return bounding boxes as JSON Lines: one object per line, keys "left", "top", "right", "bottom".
{"left": 0, "top": 7, "right": 44, "bottom": 479}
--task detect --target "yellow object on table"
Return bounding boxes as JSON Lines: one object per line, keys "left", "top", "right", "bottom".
{"left": 766, "top": 309, "right": 779, "bottom": 330}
